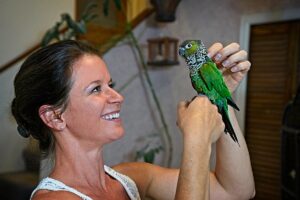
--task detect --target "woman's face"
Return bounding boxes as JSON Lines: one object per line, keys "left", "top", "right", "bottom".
{"left": 62, "top": 54, "right": 124, "bottom": 146}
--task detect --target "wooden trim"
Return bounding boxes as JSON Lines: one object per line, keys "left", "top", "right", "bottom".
{"left": 0, "top": 7, "right": 153, "bottom": 74}
{"left": 289, "top": 22, "right": 300, "bottom": 96}
{"left": 131, "top": 8, "right": 154, "bottom": 27}
{"left": 0, "top": 26, "right": 68, "bottom": 74}
{"left": 0, "top": 44, "right": 40, "bottom": 73}
{"left": 237, "top": 8, "right": 300, "bottom": 132}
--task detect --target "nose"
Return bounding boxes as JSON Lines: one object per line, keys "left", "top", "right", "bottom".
{"left": 107, "top": 87, "right": 124, "bottom": 104}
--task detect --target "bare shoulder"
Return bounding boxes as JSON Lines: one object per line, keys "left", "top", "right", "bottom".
{"left": 113, "top": 162, "right": 153, "bottom": 174}
{"left": 32, "top": 190, "right": 82, "bottom": 200}
{"left": 112, "top": 162, "right": 168, "bottom": 181}
{"left": 113, "top": 162, "right": 153, "bottom": 183}
{"left": 113, "top": 161, "right": 178, "bottom": 180}
{"left": 113, "top": 162, "right": 179, "bottom": 198}
{"left": 112, "top": 162, "right": 158, "bottom": 197}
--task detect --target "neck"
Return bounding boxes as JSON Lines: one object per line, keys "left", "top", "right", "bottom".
{"left": 50, "top": 134, "right": 108, "bottom": 190}
{"left": 189, "top": 54, "right": 211, "bottom": 75}
{"left": 189, "top": 64, "right": 201, "bottom": 76}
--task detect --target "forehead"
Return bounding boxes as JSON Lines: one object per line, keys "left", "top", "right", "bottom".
{"left": 71, "top": 54, "right": 110, "bottom": 87}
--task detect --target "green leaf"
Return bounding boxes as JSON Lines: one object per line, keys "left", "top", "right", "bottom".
{"left": 144, "top": 150, "right": 155, "bottom": 163}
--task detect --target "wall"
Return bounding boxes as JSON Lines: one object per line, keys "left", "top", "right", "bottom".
{"left": 102, "top": 0, "right": 300, "bottom": 167}
{"left": 0, "top": 0, "right": 75, "bottom": 173}
{"left": 1, "top": 0, "right": 300, "bottom": 174}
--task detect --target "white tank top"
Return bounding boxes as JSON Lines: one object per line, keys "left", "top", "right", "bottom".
{"left": 30, "top": 165, "right": 141, "bottom": 200}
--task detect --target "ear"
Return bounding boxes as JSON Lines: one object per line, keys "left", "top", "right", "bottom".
{"left": 39, "top": 105, "right": 66, "bottom": 131}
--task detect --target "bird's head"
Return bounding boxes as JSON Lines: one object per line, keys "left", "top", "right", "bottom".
{"left": 179, "top": 40, "right": 207, "bottom": 67}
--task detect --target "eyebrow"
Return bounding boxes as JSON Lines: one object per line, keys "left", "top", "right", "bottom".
{"left": 84, "top": 78, "right": 113, "bottom": 91}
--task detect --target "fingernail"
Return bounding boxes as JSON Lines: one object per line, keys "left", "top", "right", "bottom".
{"left": 214, "top": 53, "right": 222, "bottom": 61}
{"left": 207, "top": 52, "right": 212, "bottom": 58}
{"left": 222, "top": 60, "right": 229, "bottom": 67}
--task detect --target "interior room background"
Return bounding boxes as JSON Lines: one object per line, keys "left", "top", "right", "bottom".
{"left": 0, "top": 0, "right": 300, "bottom": 199}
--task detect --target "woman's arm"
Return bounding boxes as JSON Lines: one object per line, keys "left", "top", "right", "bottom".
{"left": 119, "top": 109, "right": 254, "bottom": 200}
{"left": 210, "top": 108, "right": 255, "bottom": 200}
{"left": 116, "top": 42, "right": 255, "bottom": 200}
{"left": 208, "top": 42, "right": 255, "bottom": 200}
{"left": 115, "top": 97, "right": 224, "bottom": 200}
{"left": 115, "top": 110, "right": 254, "bottom": 200}
{"left": 175, "top": 97, "right": 224, "bottom": 200}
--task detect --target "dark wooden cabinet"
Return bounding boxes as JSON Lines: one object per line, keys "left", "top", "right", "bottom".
{"left": 281, "top": 86, "right": 300, "bottom": 200}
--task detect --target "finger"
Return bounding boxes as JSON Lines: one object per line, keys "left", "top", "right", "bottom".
{"left": 190, "top": 95, "right": 207, "bottom": 103}
{"left": 189, "top": 96, "right": 210, "bottom": 109}
{"left": 230, "top": 60, "right": 251, "bottom": 73}
{"left": 221, "top": 50, "right": 248, "bottom": 68}
{"left": 219, "top": 62, "right": 236, "bottom": 73}
{"left": 213, "top": 43, "right": 240, "bottom": 63}
{"left": 207, "top": 42, "right": 223, "bottom": 58}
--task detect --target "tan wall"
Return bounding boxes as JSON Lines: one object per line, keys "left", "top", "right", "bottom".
{"left": 1, "top": 0, "right": 300, "bottom": 174}
{"left": 0, "top": 0, "right": 75, "bottom": 173}
{"left": 102, "top": 0, "right": 300, "bottom": 168}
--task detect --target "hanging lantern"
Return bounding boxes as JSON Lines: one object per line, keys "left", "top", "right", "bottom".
{"left": 147, "top": 37, "right": 179, "bottom": 66}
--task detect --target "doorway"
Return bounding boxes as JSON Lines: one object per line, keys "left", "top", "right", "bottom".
{"left": 246, "top": 20, "right": 300, "bottom": 199}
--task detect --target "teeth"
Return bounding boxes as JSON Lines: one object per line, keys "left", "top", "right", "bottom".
{"left": 102, "top": 113, "right": 120, "bottom": 120}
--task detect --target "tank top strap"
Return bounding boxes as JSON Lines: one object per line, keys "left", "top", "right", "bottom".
{"left": 30, "top": 177, "right": 92, "bottom": 200}
{"left": 30, "top": 165, "right": 141, "bottom": 200}
{"left": 104, "top": 165, "right": 141, "bottom": 200}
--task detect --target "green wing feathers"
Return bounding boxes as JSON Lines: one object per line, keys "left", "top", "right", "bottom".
{"left": 199, "top": 61, "right": 239, "bottom": 110}
{"left": 199, "top": 61, "right": 231, "bottom": 97}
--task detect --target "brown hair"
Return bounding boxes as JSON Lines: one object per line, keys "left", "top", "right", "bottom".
{"left": 11, "top": 40, "right": 100, "bottom": 156}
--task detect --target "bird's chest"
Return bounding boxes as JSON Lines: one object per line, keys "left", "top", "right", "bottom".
{"left": 190, "top": 74, "right": 206, "bottom": 92}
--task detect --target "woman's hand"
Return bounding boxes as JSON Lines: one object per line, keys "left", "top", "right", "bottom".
{"left": 177, "top": 96, "right": 224, "bottom": 143}
{"left": 207, "top": 42, "right": 251, "bottom": 93}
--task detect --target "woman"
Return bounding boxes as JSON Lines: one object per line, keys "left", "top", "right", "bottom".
{"left": 12, "top": 40, "right": 254, "bottom": 200}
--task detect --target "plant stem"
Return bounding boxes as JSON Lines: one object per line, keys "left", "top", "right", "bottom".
{"left": 126, "top": 28, "right": 173, "bottom": 167}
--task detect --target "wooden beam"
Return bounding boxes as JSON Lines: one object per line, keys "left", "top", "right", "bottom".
{"left": 0, "top": 43, "right": 40, "bottom": 73}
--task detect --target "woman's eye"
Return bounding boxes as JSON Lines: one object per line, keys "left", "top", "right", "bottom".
{"left": 91, "top": 85, "right": 101, "bottom": 93}
{"left": 109, "top": 81, "right": 115, "bottom": 88}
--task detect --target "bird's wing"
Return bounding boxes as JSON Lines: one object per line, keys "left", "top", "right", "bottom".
{"left": 198, "top": 61, "right": 231, "bottom": 98}
{"left": 199, "top": 61, "right": 240, "bottom": 110}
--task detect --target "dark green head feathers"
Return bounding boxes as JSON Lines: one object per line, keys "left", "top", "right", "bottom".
{"left": 179, "top": 40, "right": 209, "bottom": 68}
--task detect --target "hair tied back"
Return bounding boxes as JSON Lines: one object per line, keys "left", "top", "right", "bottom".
{"left": 17, "top": 124, "right": 30, "bottom": 138}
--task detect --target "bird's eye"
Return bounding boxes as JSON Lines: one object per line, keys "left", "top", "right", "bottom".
{"left": 185, "top": 44, "right": 192, "bottom": 49}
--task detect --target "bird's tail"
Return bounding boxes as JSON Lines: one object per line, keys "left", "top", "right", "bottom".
{"left": 220, "top": 107, "right": 240, "bottom": 146}
{"left": 227, "top": 97, "right": 240, "bottom": 111}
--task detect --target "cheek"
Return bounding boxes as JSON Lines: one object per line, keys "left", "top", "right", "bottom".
{"left": 65, "top": 99, "right": 105, "bottom": 126}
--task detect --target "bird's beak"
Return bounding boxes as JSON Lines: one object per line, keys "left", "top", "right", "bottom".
{"left": 179, "top": 47, "right": 185, "bottom": 57}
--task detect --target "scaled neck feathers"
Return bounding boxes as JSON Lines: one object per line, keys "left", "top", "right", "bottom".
{"left": 188, "top": 50, "right": 210, "bottom": 76}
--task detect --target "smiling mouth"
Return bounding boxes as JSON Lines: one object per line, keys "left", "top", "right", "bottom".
{"left": 101, "top": 112, "right": 120, "bottom": 120}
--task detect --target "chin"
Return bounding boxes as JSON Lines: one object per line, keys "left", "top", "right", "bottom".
{"left": 109, "top": 128, "right": 125, "bottom": 142}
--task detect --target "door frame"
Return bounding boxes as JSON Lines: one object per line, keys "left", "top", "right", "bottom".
{"left": 236, "top": 8, "right": 300, "bottom": 132}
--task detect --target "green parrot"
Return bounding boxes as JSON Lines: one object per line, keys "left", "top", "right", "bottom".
{"left": 179, "top": 40, "right": 240, "bottom": 145}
